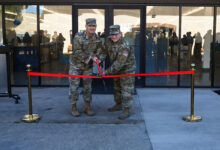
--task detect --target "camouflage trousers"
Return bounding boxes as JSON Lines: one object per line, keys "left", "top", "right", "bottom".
{"left": 69, "top": 65, "right": 93, "bottom": 104}
{"left": 113, "top": 75, "right": 135, "bottom": 108}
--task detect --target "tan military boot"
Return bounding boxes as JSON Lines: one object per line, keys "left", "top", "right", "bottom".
{"left": 84, "top": 101, "right": 95, "bottom": 116}
{"left": 118, "top": 107, "right": 130, "bottom": 120}
{"left": 71, "top": 104, "right": 80, "bottom": 117}
{"left": 108, "top": 104, "right": 122, "bottom": 112}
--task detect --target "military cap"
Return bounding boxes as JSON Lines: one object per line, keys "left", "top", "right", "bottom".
{"left": 86, "top": 18, "right": 97, "bottom": 26}
{"left": 110, "top": 25, "right": 120, "bottom": 35}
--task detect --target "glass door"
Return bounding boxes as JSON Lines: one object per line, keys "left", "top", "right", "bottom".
{"left": 75, "top": 7, "right": 106, "bottom": 89}
{"left": 78, "top": 8, "right": 105, "bottom": 75}
{"left": 113, "top": 8, "right": 141, "bottom": 74}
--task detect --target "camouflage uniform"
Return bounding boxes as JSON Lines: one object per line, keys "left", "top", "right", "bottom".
{"left": 69, "top": 19, "right": 102, "bottom": 105}
{"left": 102, "top": 25, "right": 136, "bottom": 108}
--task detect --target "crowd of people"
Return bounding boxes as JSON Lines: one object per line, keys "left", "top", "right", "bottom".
{"left": 6, "top": 29, "right": 66, "bottom": 64}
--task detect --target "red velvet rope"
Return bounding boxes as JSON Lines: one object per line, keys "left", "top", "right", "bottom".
{"left": 27, "top": 72, "right": 101, "bottom": 78}
{"left": 28, "top": 70, "right": 194, "bottom": 78}
{"left": 28, "top": 58, "right": 194, "bottom": 78}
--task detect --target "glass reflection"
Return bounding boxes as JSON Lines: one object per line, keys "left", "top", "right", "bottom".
{"left": 0, "top": 6, "right": 2, "bottom": 44}
{"left": 40, "top": 5, "right": 72, "bottom": 85}
{"left": 114, "top": 9, "right": 140, "bottom": 73}
{"left": 5, "top": 5, "right": 37, "bottom": 46}
{"left": 181, "top": 7, "right": 213, "bottom": 86}
{"left": 5, "top": 5, "right": 38, "bottom": 85}
{"left": 215, "top": 8, "right": 220, "bottom": 86}
{"left": 146, "top": 6, "right": 179, "bottom": 86}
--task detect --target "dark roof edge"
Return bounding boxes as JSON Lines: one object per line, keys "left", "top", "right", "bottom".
{"left": 0, "top": 0, "right": 220, "bottom": 5}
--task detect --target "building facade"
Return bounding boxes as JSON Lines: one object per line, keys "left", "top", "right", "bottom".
{"left": 0, "top": 0, "right": 220, "bottom": 87}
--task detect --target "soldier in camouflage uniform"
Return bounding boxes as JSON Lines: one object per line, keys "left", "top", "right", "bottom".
{"left": 101, "top": 25, "right": 136, "bottom": 120}
{"left": 69, "top": 18, "right": 102, "bottom": 117}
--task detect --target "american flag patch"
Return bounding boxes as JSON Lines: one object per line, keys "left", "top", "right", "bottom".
{"left": 122, "top": 51, "right": 128, "bottom": 57}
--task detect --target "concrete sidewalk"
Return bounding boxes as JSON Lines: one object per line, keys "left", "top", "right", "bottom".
{"left": 138, "top": 88, "right": 220, "bottom": 150}
{"left": 0, "top": 87, "right": 152, "bottom": 150}
{"left": 0, "top": 88, "right": 143, "bottom": 124}
{"left": 0, "top": 87, "right": 220, "bottom": 150}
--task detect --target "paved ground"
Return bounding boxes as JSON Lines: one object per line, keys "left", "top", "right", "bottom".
{"left": 0, "top": 88, "right": 142, "bottom": 124}
{"left": 138, "top": 88, "right": 220, "bottom": 150}
{"left": 0, "top": 123, "right": 150, "bottom": 150}
{"left": 0, "top": 87, "right": 152, "bottom": 150}
{"left": 0, "top": 87, "right": 220, "bottom": 150}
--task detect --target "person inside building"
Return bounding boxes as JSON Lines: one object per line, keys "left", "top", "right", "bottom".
{"left": 169, "top": 32, "right": 179, "bottom": 56}
{"left": 23, "top": 32, "right": 32, "bottom": 46}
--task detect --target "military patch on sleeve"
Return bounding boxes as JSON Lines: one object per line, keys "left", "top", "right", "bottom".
{"left": 122, "top": 51, "right": 128, "bottom": 57}
{"left": 74, "top": 43, "right": 78, "bottom": 47}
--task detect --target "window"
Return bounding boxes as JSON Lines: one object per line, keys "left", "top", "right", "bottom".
{"left": 5, "top": 5, "right": 38, "bottom": 85}
{"left": 5, "top": 5, "right": 37, "bottom": 46}
{"left": 215, "top": 7, "right": 220, "bottom": 86}
{"left": 146, "top": 6, "right": 179, "bottom": 86}
{"left": 181, "top": 7, "right": 213, "bottom": 86}
{"left": 40, "top": 5, "right": 72, "bottom": 85}
{"left": 114, "top": 9, "right": 140, "bottom": 73}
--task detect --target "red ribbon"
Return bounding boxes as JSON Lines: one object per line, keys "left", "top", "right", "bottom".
{"left": 28, "top": 70, "right": 194, "bottom": 78}
{"left": 95, "top": 58, "right": 103, "bottom": 76}
{"left": 28, "top": 56, "right": 194, "bottom": 78}
{"left": 27, "top": 72, "right": 101, "bottom": 78}
{"left": 102, "top": 71, "right": 194, "bottom": 78}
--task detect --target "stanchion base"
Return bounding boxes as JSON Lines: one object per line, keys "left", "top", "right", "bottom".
{"left": 183, "top": 115, "right": 202, "bottom": 122}
{"left": 22, "top": 114, "right": 40, "bottom": 123}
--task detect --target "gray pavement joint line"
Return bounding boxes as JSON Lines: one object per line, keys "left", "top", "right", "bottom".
{"left": 8, "top": 120, "right": 145, "bottom": 124}
{"left": 136, "top": 92, "right": 154, "bottom": 150}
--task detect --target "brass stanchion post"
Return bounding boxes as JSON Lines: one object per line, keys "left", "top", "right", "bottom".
{"left": 22, "top": 64, "right": 40, "bottom": 123}
{"left": 183, "top": 63, "right": 202, "bottom": 122}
